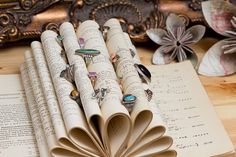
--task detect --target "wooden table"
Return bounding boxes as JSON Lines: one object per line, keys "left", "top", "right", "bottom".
{"left": 0, "top": 37, "right": 236, "bottom": 155}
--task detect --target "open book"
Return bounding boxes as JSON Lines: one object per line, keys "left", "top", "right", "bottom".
{"left": 0, "top": 19, "right": 234, "bottom": 157}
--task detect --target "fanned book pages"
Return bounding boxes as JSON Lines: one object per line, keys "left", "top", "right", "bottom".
{"left": 16, "top": 19, "right": 175, "bottom": 157}
{"left": 1, "top": 19, "right": 233, "bottom": 157}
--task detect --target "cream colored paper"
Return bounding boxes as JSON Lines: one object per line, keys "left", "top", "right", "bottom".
{"left": 24, "top": 51, "right": 59, "bottom": 152}
{"left": 104, "top": 19, "right": 153, "bottom": 147}
{"left": 31, "top": 41, "right": 67, "bottom": 140}
{"left": 40, "top": 30, "right": 102, "bottom": 156}
{"left": 20, "top": 63, "right": 51, "bottom": 157}
{"left": 122, "top": 32, "right": 171, "bottom": 156}
{"left": 149, "top": 61, "right": 235, "bottom": 157}
{"left": 123, "top": 32, "right": 141, "bottom": 64}
{"left": 24, "top": 51, "right": 88, "bottom": 156}
{"left": 59, "top": 23, "right": 104, "bottom": 152}
{"left": 31, "top": 41, "right": 84, "bottom": 154}
{"left": 76, "top": 20, "right": 132, "bottom": 157}
{"left": 127, "top": 136, "right": 173, "bottom": 157}
{"left": 0, "top": 74, "right": 39, "bottom": 157}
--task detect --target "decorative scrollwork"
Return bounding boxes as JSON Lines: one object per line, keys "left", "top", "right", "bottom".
{"left": 69, "top": 0, "right": 160, "bottom": 42}
{"left": 19, "top": 14, "right": 32, "bottom": 25}
{"left": 90, "top": 1, "right": 142, "bottom": 24}
{"left": 189, "top": 0, "right": 206, "bottom": 11}
{"left": 43, "top": 22, "right": 60, "bottom": 32}
{"left": 0, "top": 0, "right": 62, "bottom": 45}
{"left": 20, "top": 0, "right": 34, "bottom": 10}
{"left": 0, "top": 13, "right": 19, "bottom": 44}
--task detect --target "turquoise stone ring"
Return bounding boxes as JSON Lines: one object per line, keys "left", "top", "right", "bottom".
{"left": 122, "top": 94, "right": 137, "bottom": 112}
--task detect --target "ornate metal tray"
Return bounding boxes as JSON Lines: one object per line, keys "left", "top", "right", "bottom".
{"left": 0, "top": 0, "right": 207, "bottom": 46}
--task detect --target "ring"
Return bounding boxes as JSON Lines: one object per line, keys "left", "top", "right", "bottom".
{"left": 78, "top": 37, "right": 85, "bottom": 48}
{"left": 88, "top": 72, "right": 97, "bottom": 88}
{"left": 57, "top": 35, "right": 64, "bottom": 41}
{"left": 91, "top": 88, "right": 110, "bottom": 107}
{"left": 110, "top": 53, "right": 120, "bottom": 63}
{"left": 56, "top": 35, "right": 64, "bottom": 46}
{"left": 129, "top": 49, "right": 136, "bottom": 58}
{"left": 134, "top": 64, "right": 151, "bottom": 83}
{"left": 144, "top": 89, "right": 153, "bottom": 102}
{"left": 122, "top": 94, "right": 136, "bottom": 113}
{"left": 100, "top": 88, "right": 109, "bottom": 101}
{"left": 75, "top": 49, "right": 100, "bottom": 56}
{"left": 92, "top": 89, "right": 100, "bottom": 99}
{"left": 60, "top": 64, "right": 74, "bottom": 83}
{"left": 70, "top": 89, "right": 79, "bottom": 100}
{"left": 70, "top": 89, "right": 82, "bottom": 107}
{"left": 75, "top": 49, "right": 100, "bottom": 66}
{"left": 100, "top": 26, "right": 110, "bottom": 41}
{"left": 84, "top": 56, "right": 93, "bottom": 66}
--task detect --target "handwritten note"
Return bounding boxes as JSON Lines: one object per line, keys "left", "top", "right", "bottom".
{"left": 149, "top": 61, "right": 234, "bottom": 157}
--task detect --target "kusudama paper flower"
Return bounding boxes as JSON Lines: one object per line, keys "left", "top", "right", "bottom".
{"left": 198, "top": 0, "right": 236, "bottom": 76}
{"left": 147, "top": 13, "right": 205, "bottom": 67}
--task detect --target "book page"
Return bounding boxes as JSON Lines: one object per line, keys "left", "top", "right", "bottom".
{"left": 123, "top": 33, "right": 142, "bottom": 65}
{"left": 24, "top": 51, "right": 59, "bottom": 152}
{"left": 123, "top": 32, "right": 173, "bottom": 156}
{"left": 24, "top": 51, "right": 88, "bottom": 156}
{"left": 75, "top": 20, "right": 132, "bottom": 157}
{"left": 127, "top": 136, "right": 173, "bottom": 157}
{"left": 31, "top": 41, "right": 67, "bottom": 140}
{"left": 40, "top": 30, "right": 102, "bottom": 157}
{"left": 0, "top": 74, "right": 39, "bottom": 157}
{"left": 59, "top": 22, "right": 104, "bottom": 151}
{"left": 31, "top": 41, "right": 84, "bottom": 154}
{"left": 20, "top": 64, "right": 51, "bottom": 157}
{"left": 149, "top": 61, "right": 235, "bottom": 157}
{"left": 104, "top": 19, "right": 153, "bottom": 148}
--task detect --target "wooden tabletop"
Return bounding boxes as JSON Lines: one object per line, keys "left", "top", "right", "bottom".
{"left": 0, "top": 38, "right": 236, "bottom": 154}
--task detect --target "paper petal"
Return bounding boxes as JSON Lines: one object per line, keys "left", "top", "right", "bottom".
{"left": 176, "top": 47, "right": 187, "bottom": 62}
{"left": 152, "top": 49, "right": 172, "bottom": 65}
{"left": 222, "top": 38, "right": 236, "bottom": 54}
{"left": 146, "top": 28, "right": 167, "bottom": 45}
{"left": 158, "top": 45, "right": 175, "bottom": 54}
{"left": 166, "top": 13, "right": 185, "bottom": 37}
{"left": 202, "top": 0, "right": 236, "bottom": 37}
{"left": 198, "top": 40, "right": 236, "bottom": 76}
{"left": 188, "top": 51, "right": 198, "bottom": 68}
{"left": 183, "top": 25, "right": 206, "bottom": 44}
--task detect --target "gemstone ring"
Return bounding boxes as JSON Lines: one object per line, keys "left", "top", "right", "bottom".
{"left": 88, "top": 72, "right": 97, "bottom": 88}
{"left": 122, "top": 94, "right": 137, "bottom": 113}
{"left": 134, "top": 64, "right": 151, "bottom": 83}
{"left": 70, "top": 89, "right": 82, "bottom": 107}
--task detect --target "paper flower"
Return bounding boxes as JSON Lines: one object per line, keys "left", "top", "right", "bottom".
{"left": 198, "top": 0, "right": 236, "bottom": 76}
{"left": 146, "top": 13, "right": 205, "bottom": 66}
{"left": 222, "top": 16, "right": 236, "bottom": 54}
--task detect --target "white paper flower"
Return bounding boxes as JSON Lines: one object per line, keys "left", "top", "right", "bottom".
{"left": 147, "top": 13, "right": 205, "bottom": 67}
{"left": 198, "top": 0, "right": 236, "bottom": 76}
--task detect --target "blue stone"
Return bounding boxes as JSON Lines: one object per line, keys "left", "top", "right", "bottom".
{"left": 123, "top": 94, "right": 136, "bottom": 102}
